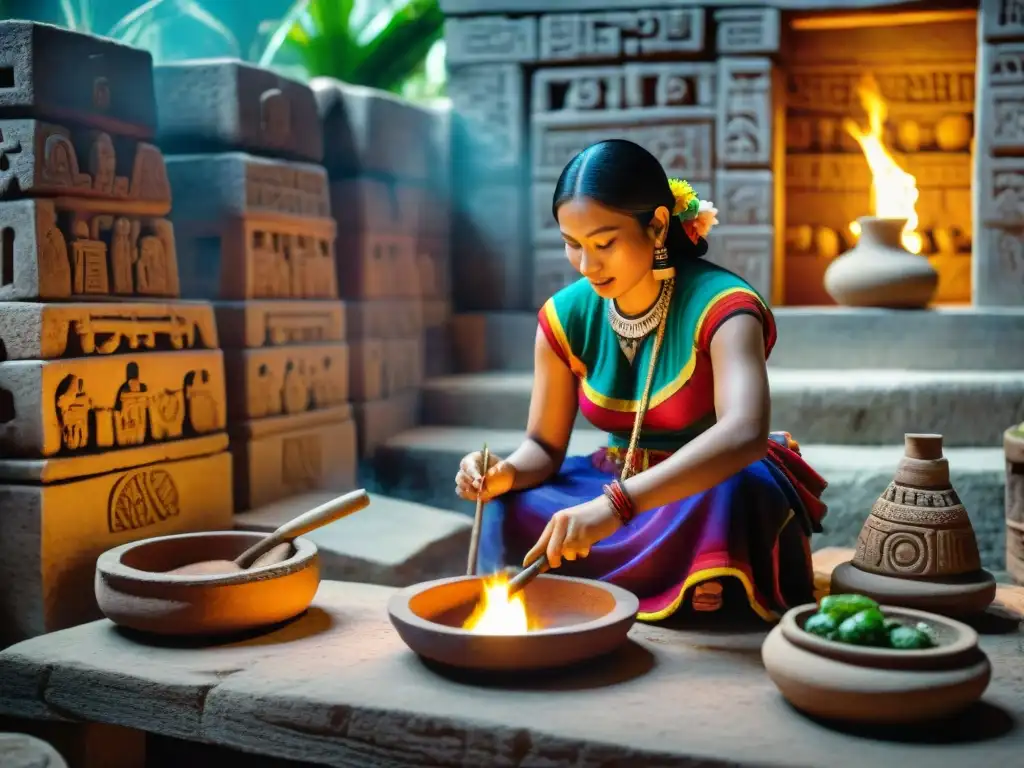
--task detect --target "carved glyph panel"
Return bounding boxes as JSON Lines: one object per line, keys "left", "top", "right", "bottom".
{"left": 984, "top": 84, "right": 1024, "bottom": 153}
{"left": 988, "top": 42, "right": 1024, "bottom": 87}
{"left": 983, "top": 0, "right": 1024, "bottom": 41}
{"left": 448, "top": 64, "right": 523, "bottom": 170}
{"left": 715, "top": 171, "right": 773, "bottom": 226}
{"left": 973, "top": 224, "right": 1024, "bottom": 305}
{"left": 214, "top": 300, "right": 345, "bottom": 349}
{"left": 980, "top": 156, "right": 1024, "bottom": 225}
{"left": 714, "top": 9, "right": 780, "bottom": 54}
{"left": 445, "top": 16, "right": 537, "bottom": 63}
{"left": 704, "top": 225, "right": 773, "bottom": 299}
{"left": 717, "top": 58, "right": 773, "bottom": 168}
{"left": 346, "top": 299, "right": 423, "bottom": 339}
{"left": 537, "top": 9, "right": 704, "bottom": 61}
{"left": 334, "top": 232, "right": 418, "bottom": 301}
{"left": 0, "top": 349, "right": 225, "bottom": 458}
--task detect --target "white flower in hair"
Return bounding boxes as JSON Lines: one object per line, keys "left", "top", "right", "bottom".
{"left": 693, "top": 199, "right": 719, "bottom": 239}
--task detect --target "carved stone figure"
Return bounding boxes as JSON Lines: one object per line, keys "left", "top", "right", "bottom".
{"left": 89, "top": 133, "right": 117, "bottom": 195}
{"left": 282, "top": 360, "right": 310, "bottom": 414}
{"left": 55, "top": 373, "right": 91, "bottom": 450}
{"left": 113, "top": 361, "right": 149, "bottom": 446}
{"left": 110, "top": 217, "right": 137, "bottom": 294}
{"left": 184, "top": 369, "right": 220, "bottom": 433}
{"left": 136, "top": 235, "right": 168, "bottom": 294}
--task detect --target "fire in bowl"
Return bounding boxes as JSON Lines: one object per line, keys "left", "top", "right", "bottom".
{"left": 761, "top": 603, "right": 991, "bottom": 725}
{"left": 387, "top": 573, "right": 639, "bottom": 672}
{"left": 95, "top": 531, "right": 320, "bottom": 637}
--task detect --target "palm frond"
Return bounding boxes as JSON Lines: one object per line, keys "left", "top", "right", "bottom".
{"left": 257, "top": 0, "right": 311, "bottom": 68}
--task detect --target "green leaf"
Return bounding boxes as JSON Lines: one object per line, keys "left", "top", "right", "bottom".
{"left": 106, "top": 0, "right": 167, "bottom": 40}
{"left": 257, "top": 0, "right": 311, "bottom": 68}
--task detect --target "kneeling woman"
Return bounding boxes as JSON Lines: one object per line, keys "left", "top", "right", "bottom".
{"left": 455, "top": 139, "right": 827, "bottom": 622}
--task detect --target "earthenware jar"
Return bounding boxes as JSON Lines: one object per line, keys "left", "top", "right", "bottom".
{"left": 852, "top": 434, "right": 981, "bottom": 578}
{"left": 1005, "top": 423, "right": 1024, "bottom": 585}
{"left": 823, "top": 216, "right": 938, "bottom": 308}
{"left": 762, "top": 603, "right": 991, "bottom": 724}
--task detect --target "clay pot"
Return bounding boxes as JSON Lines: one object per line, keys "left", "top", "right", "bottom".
{"left": 95, "top": 531, "right": 320, "bottom": 636}
{"left": 1005, "top": 424, "right": 1024, "bottom": 585}
{"left": 831, "top": 434, "right": 996, "bottom": 616}
{"left": 823, "top": 216, "right": 938, "bottom": 307}
{"left": 762, "top": 603, "right": 991, "bottom": 724}
{"left": 388, "top": 574, "right": 638, "bottom": 672}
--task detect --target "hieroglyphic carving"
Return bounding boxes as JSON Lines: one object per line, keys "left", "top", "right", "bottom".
{"left": 447, "top": 64, "right": 523, "bottom": 170}
{"left": 786, "top": 153, "right": 971, "bottom": 192}
{"left": 989, "top": 43, "right": 1024, "bottom": 87}
{"left": 335, "top": 232, "right": 417, "bottom": 300}
{"left": 0, "top": 349, "right": 225, "bottom": 458}
{"left": 714, "top": 9, "right": 780, "bottom": 54}
{"left": 225, "top": 343, "right": 349, "bottom": 421}
{"left": 0, "top": 199, "right": 180, "bottom": 301}
{"left": 704, "top": 225, "right": 773, "bottom": 298}
{"left": 345, "top": 299, "right": 421, "bottom": 339}
{"left": 537, "top": 9, "right": 704, "bottom": 62}
{"left": 715, "top": 171, "right": 773, "bottom": 226}
{"left": 213, "top": 301, "right": 345, "bottom": 349}
{"left": 445, "top": 16, "right": 537, "bottom": 63}
{"left": 983, "top": 0, "right": 1024, "bottom": 41}
{"left": 107, "top": 467, "right": 181, "bottom": 533}
{"left": 985, "top": 85, "right": 1024, "bottom": 152}
{"left": 0, "top": 119, "right": 170, "bottom": 207}
{"left": 980, "top": 157, "right": 1024, "bottom": 225}
{"left": 974, "top": 224, "right": 1024, "bottom": 304}
{"left": 531, "top": 64, "right": 716, "bottom": 118}
{"left": 532, "top": 119, "right": 713, "bottom": 182}
{"left": 718, "top": 58, "right": 773, "bottom": 167}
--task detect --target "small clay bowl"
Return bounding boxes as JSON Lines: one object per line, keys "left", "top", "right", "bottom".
{"left": 762, "top": 603, "right": 991, "bottom": 724}
{"left": 95, "top": 531, "right": 320, "bottom": 637}
{"left": 388, "top": 574, "right": 639, "bottom": 672}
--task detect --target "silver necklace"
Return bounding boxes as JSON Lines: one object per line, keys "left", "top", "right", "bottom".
{"left": 606, "top": 279, "right": 675, "bottom": 364}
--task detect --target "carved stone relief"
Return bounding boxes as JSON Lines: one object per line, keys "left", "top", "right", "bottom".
{"left": 985, "top": 84, "right": 1024, "bottom": 153}
{"left": 989, "top": 42, "right": 1024, "bottom": 87}
{"left": 980, "top": 156, "right": 1024, "bottom": 226}
{"left": 445, "top": 16, "right": 537, "bottom": 63}
{"left": 226, "top": 343, "right": 349, "bottom": 421}
{"left": 108, "top": 467, "right": 181, "bottom": 533}
{"left": 983, "top": 0, "right": 1024, "bottom": 41}
{"left": 281, "top": 433, "right": 323, "bottom": 493}
{"left": 0, "top": 349, "right": 225, "bottom": 458}
{"left": 334, "top": 231, "right": 417, "bottom": 301}
{"left": 447, "top": 64, "right": 523, "bottom": 170}
{"left": 715, "top": 171, "right": 773, "bottom": 227}
{"left": 714, "top": 9, "right": 780, "bottom": 55}
{"left": 537, "top": 9, "right": 704, "bottom": 62}
{"left": 718, "top": 57, "right": 773, "bottom": 168}
{"left": 974, "top": 224, "right": 1024, "bottom": 305}
{"left": 346, "top": 299, "right": 422, "bottom": 340}
{"left": 704, "top": 225, "right": 774, "bottom": 299}
{"left": 213, "top": 300, "right": 345, "bottom": 350}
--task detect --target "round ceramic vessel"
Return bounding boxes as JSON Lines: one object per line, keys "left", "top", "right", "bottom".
{"left": 762, "top": 603, "right": 991, "bottom": 724}
{"left": 830, "top": 561, "right": 996, "bottom": 617}
{"left": 388, "top": 574, "right": 639, "bottom": 672}
{"left": 95, "top": 531, "right": 320, "bottom": 636}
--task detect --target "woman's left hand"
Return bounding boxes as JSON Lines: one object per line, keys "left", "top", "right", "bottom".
{"left": 522, "top": 496, "right": 623, "bottom": 570}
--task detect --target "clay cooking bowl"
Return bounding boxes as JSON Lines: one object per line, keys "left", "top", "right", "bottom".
{"left": 95, "top": 531, "right": 320, "bottom": 637}
{"left": 762, "top": 603, "right": 991, "bottom": 725}
{"left": 388, "top": 574, "right": 639, "bottom": 672}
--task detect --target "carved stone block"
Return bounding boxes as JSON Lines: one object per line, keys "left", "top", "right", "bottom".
{"left": 175, "top": 216, "right": 337, "bottom": 301}
{"left": 349, "top": 339, "right": 385, "bottom": 402}
{"left": 351, "top": 390, "right": 420, "bottom": 458}
{"left": 346, "top": 299, "right": 423, "bottom": 340}
{"left": 0, "top": 120, "right": 170, "bottom": 210}
{"left": 417, "top": 241, "right": 448, "bottom": 298}
{"left": 986, "top": 42, "right": 1024, "bottom": 89}
{"left": 982, "top": 84, "right": 1024, "bottom": 154}
{"left": 222, "top": 342, "right": 349, "bottom": 421}
{"left": 0, "top": 198, "right": 181, "bottom": 301}
{"left": 704, "top": 224, "right": 774, "bottom": 299}
{"left": 714, "top": 9, "right": 780, "bottom": 54}
{"left": 445, "top": 16, "right": 537, "bottom": 63}
{"left": 537, "top": 9, "right": 704, "bottom": 62}
{"left": 386, "top": 337, "right": 425, "bottom": 393}
{"left": 214, "top": 300, "right": 345, "bottom": 349}
{"left": 0, "top": 21, "right": 157, "bottom": 139}
{"left": 0, "top": 450, "right": 232, "bottom": 643}
{"left": 983, "top": 0, "right": 1024, "bottom": 41}
{"left": 165, "top": 153, "right": 329, "bottom": 222}
{"left": 717, "top": 57, "right": 774, "bottom": 168}
{"left": 979, "top": 156, "right": 1024, "bottom": 226}
{"left": 312, "top": 77, "right": 435, "bottom": 181}
{"left": 229, "top": 407, "right": 357, "bottom": 511}
{"left": 715, "top": 170, "right": 774, "bottom": 226}
{"left": 0, "top": 301, "right": 218, "bottom": 361}
{"left": 448, "top": 64, "right": 524, "bottom": 174}
{"left": 335, "top": 232, "right": 417, "bottom": 300}
{"left": 0, "top": 348, "right": 226, "bottom": 458}
{"left": 329, "top": 178, "right": 420, "bottom": 236}
{"left": 154, "top": 61, "right": 323, "bottom": 163}
{"left": 973, "top": 224, "right": 1024, "bottom": 305}
{"left": 421, "top": 299, "right": 451, "bottom": 330}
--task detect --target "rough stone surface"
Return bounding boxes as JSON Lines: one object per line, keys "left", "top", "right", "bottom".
{"left": 448, "top": 308, "right": 1024, "bottom": 373}
{"left": 234, "top": 491, "right": 471, "bottom": 587}
{"left": 0, "top": 579, "right": 1021, "bottom": 768}
{"left": 371, "top": 427, "right": 1009, "bottom": 572}
{"left": 0, "top": 732, "right": 68, "bottom": 768}
{"left": 418, "top": 370, "right": 1024, "bottom": 447}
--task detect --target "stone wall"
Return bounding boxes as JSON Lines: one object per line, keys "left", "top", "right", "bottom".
{"left": 0, "top": 23, "right": 233, "bottom": 646}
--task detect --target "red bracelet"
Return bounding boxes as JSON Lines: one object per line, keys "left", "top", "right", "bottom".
{"left": 602, "top": 480, "right": 636, "bottom": 525}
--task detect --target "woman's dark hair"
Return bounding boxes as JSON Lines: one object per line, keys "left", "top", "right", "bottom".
{"left": 551, "top": 139, "right": 708, "bottom": 261}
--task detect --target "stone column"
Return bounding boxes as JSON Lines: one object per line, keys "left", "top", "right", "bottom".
{"left": 708, "top": 8, "right": 782, "bottom": 303}
{"left": 445, "top": 14, "right": 535, "bottom": 310}
{"left": 975, "top": 1, "right": 1024, "bottom": 306}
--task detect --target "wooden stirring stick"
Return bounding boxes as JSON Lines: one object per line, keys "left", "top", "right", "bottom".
{"left": 465, "top": 443, "right": 489, "bottom": 576}
{"left": 507, "top": 553, "right": 550, "bottom": 596}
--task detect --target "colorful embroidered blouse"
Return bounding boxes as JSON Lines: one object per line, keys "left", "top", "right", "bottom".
{"left": 538, "top": 259, "right": 777, "bottom": 452}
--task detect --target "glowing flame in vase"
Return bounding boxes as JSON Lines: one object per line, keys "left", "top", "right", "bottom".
{"left": 843, "top": 74, "right": 923, "bottom": 254}
{"left": 462, "top": 572, "right": 537, "bottom": 634}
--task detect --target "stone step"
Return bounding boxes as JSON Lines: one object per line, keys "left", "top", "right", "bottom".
{"left": 369, "top": 427, "right": 1008, "bottom": 573}
{"left": 233, "top": 491, "right": 471, "bottom": 586}
{"left": 420, "top": 370, "right": 1024, "bottom": 447}
{"left": 450, "top": 307, "right": 1024, "bottom": 372}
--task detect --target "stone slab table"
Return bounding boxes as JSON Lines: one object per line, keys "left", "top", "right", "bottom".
{"left": 0, "top": 580, "right": 1023, "bottom": 768}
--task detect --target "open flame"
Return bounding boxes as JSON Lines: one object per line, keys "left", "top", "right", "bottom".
{"left": 843, "top": 74, "right": 923, "bottom": 254}
{"left": 462, "top": 572, "right": 537, "bottom": 634}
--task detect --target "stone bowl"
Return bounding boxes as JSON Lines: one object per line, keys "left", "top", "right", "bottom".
{"left": 762, "top": 603, "right": 991, "bottom": 725}
{"left": 95, "top": 531, "right": 320, "bottom": 637}
{"left": 388, "top": 574, "right": 639, "bottom": 672}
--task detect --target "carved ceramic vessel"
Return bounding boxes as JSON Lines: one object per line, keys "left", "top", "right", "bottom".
{"left": 95, "top": 531, "right": 320, "bottom": 637}
{"left": 762, "top": 603, "right": 991, "bottom": 725}
{"left": 1005, "top": 424, "right": 1024, "bottom": 586}
{"left": 831, "top": 434, "right": 996, "bottom": 616}
{"left": 388, "top": 574, "right": 638, "bottom": 673}
{"left": 823, "top": 216, "right": 939, "bottom": 308}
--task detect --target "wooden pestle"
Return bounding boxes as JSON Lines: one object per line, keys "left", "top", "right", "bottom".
{"left": 168, "top": 489, "right": 371, "bottom": 576}
{"left": 507, "top": 553, "right": 551, "bottom": 597}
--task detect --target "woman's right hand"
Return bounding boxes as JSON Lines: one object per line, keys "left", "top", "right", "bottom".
{"left": 455, "top": 451, "right": 516, "bottom": 502}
